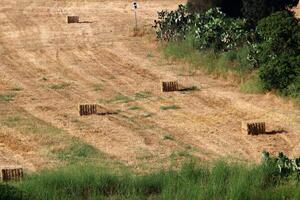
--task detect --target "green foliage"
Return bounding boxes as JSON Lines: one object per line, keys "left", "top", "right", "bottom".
{"left": 13, "top": 156, "right": 300, "bottom": 200}
{"left": 160, "top": 105, "right": 180, "bottom": 110}
{"left": 128, "top": 106, "right": 141, "bottom": 110}
{"left": 154, "top": 6, "right": 249, "bottom": 52}
{"left": 155, "top": 4, "right": 300, "bottom": 101}
{"left": 49, "top": 83, "right": 70, "bottom": 90}
{"left": 164, "top": 39, "right": 252, "bottom": 78}
{"left": 194, "top": 8, "right": 248, "bottom": 51}
{"left": 135, "top": 91, "right": 152, "bottom": 99}
{"left": 153, "top": 5, "right": 195, "bottom": 41}
{"left": 262, "top": 151, "right": 300, "bottom": 179}
{"left": 56, "top": 141, "right": 100, "bottom": 163}
{"left": 240, "top": 73, "right": 265, "bottom": 93}
{"left": 0, "top": 93, "right": 16, "bottom": 102}
{"left": 0, "top": 184, "right": 28, "bottom": 200}
{"left": 109, "top": 94, "right": 133, "bottom": 103}
{"left": 254, "top": 11, "right": 300, "bottom": 94}
{"left": 163, "top": 134, "right": 174, "bottom": 140}
{"left": 242, "top": 0, "right": 299, "bottom": 26}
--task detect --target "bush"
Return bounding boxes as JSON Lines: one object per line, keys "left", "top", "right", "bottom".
{"left": 242, "top": 0, "right": 299, "bottom": 27}
{"left": 259, "top": 53, "right": 300, "bottom": 92}
{"left": 194, "top": 8, "right": 248, "bottom": 51}
{"left": 154, "top": 6, "right": 249, "bottom": 52}
{"left": 254, "top": 11, "right": 300, "bottom": 94}
{"left": 153, "top": 5, "right": 194, "bottom": 41}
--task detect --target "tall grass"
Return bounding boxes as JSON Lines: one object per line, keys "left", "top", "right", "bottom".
{"left": 162, "top": 37, "right": 264, "bottom": 92}
{"left": 2, "top": 161, "right": 300, "bottom": 200}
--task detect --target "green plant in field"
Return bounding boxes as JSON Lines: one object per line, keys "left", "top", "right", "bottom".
{"left": 160, "top": 105, "right": 180, "bottom": 110}
{"left": 3, "top": 116, "right": 21, "bottom": 126}
{"left": 49, "top": 83, "right": 70, "bottom": 90}
{"left": 163, "top": 134, "right": 174, "bottom": 140}
{"left": 128, "top": 106, "right": 141, "bottom": 110}
{"left": 0, "top": 93, "right": 16, "bottom": 102}
{"left": 56, "top": 141, "right": 100, "bottom": 163}
{"left": 240, "top": 73, "right": 265, "bottom": 93}
{"left": 111, "top": 94, "right": 133, "bottom": 103}
{"left": 135, "top": 91, "right": 152, "bottom": 99}
{"left": 262, "top": 151, "right": 300, "bottom": 178}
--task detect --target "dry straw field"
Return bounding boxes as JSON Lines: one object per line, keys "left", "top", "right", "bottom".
{"left": 0, "top": 0, "right": 299, "bottom": 173}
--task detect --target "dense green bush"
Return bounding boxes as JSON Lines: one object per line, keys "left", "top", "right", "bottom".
{"left": 154, "top": 6, "right": 248, "bottom": 51}
{"left": 194, "top": 8, "right": 248, "bottom": 51}
{"left": 253, "top": 11, "right": 300, "bottom": 94}
{"left": 153, "top": 5, "right": 195, "bottom": 41}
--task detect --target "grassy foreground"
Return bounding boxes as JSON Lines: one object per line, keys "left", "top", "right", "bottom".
{"left": 1, "top": 160, "right": 300, "bottom": 200}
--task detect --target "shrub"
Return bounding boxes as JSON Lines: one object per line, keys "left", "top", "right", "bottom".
{"left": 259, "top": 53, "right": 300, "bottom": 92}
{"left": 153, "top": 5, "right": 195, "bottom": 41}
{"left": 154, "top": 6, "right": 249, "bottom": 52}
{"left": 194, "top": 8, "right": 248, "bottom": 51}
{"left": 254, "top": 11, "right": 300, "bottom": 94}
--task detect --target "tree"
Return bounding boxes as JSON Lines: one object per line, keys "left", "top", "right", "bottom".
{"left": 187, "top": 0, "right": 243, "bottom": 18}
{"left": 242, "top": 0, "right": 299, "bottom": 27}
{"left": 255, "top": 11, "right": 300, "bottom": 93}
{"left": 219, "top": 0, "right": 243, "bottom": 18}
{"left": 187, "top": 0, "right": 221, "bottom": 12}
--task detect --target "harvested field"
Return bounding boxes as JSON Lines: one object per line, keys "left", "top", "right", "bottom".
{"left": 0, "top": 0, "right": 299, "bottom": 172}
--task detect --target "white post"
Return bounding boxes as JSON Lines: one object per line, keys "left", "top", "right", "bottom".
{"left": 134, "top": 10, "right": 138, "bottom": 30}
{"left": 132, "top": 1, "right": 138, "bottom": 30}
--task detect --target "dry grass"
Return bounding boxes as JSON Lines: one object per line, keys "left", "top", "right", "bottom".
{"left": 0, "top": 0, "right": 299, "bottom": 173}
